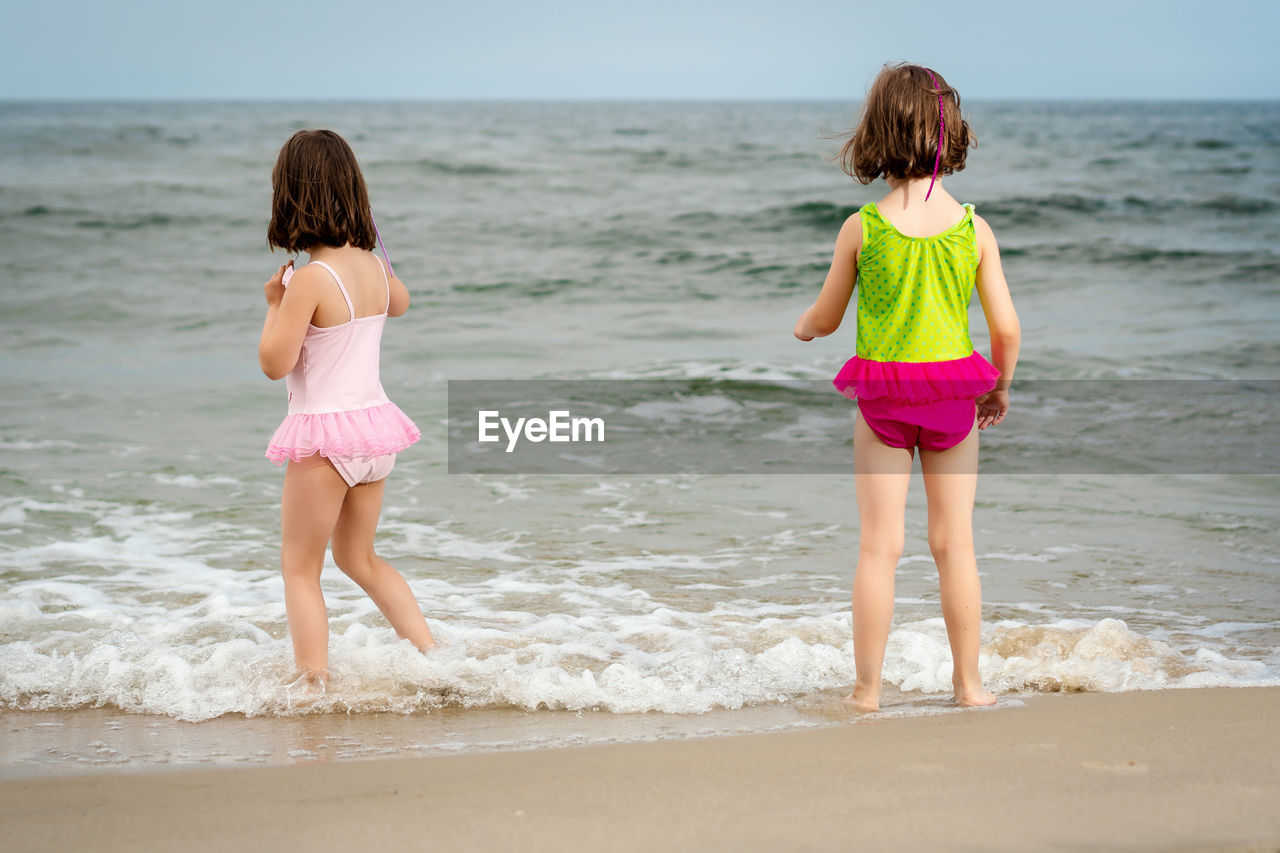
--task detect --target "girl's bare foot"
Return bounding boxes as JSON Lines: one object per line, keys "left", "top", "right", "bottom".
{"left": 845, "top": 683, "right": 881, "bottom": 713}
{"left": 414, "top": 627, "right": 438, "bottom": 652}
{"left": 954, "top": 684, "right": 997, "bottom": 707}
{"left": 285, "top": 668, "right": 329, "bottom": 689}
{"left": 952, "top": 667, "right": 997, "bottom": 707}
{"left": 282, "top": 668, "right": 330, "bottom": 710}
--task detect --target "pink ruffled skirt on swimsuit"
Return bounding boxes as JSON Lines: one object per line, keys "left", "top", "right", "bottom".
{"left": 265, "top": 400, "right": 420, "bottom": 465}
{"left": 833, "top": 350, "right": 1000, "bottom": 451}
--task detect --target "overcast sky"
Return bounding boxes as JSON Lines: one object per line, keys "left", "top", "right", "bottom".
{"left": 3, "top": 0, "right": 1276, "bottom": 100}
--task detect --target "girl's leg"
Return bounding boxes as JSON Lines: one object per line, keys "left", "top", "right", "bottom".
{"left": 281, "top": 454, "right": 350, "bottom": 677}
{"left": 329, "top": 477, "right": 435, "bottom": 651}
{"left": 850, "top": 410, "right": 914, "bottom": 712}
{"left": 919, "top": 423, "right": 996, "bottom": 707}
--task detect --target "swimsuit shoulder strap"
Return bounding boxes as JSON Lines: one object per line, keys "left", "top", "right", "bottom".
{"left": 859, "top": 202, "right": 888, "bottom": 236}
{"left": 309, "top": 261, "right": 355, "bottom": 322}
{"left": 958, "top": 203, "right": 977, "bottom": 253}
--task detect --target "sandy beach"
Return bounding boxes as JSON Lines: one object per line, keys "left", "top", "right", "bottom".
{"left": 3, "top": 686, "right": 1277, "bottom": 852}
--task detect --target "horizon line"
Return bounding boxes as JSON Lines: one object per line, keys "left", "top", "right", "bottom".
{"left": 2, "top": 94, "right": 1278, "bottom": 105}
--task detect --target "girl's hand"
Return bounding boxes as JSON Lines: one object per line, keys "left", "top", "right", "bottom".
{"left": 794, "top": 310, "right": 815, "bottom": 341}
{"left": 264, "top": 263, "right": 290, "bottom": 307}
{"left": 976, "top": 389, "right": 1009, "bottom": 430}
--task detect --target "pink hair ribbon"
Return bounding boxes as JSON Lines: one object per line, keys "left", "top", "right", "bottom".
{"left": 924, "top": 69, "right": 945, "bottom": 201}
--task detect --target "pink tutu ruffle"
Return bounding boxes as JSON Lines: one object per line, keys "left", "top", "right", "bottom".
{"left": 833, "top": 350, "right": 1000, "bottom": 404}
{"left": 266, "top": 401, "right": 421, "bottom": 464}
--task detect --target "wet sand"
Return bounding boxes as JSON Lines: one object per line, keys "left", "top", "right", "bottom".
{"left": 2, "top": 687, "right": 1278, "bottom": 852}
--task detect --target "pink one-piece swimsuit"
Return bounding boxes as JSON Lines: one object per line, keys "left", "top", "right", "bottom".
{"left": 265, "top": 259, "right": 419, "bottom": 480}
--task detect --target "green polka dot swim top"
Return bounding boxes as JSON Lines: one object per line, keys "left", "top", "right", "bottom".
{"left": 832, "top": 202, "right": 1000, "bottom": 403}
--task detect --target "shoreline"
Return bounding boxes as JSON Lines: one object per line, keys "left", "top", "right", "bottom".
{"left": 1, "top": 697, "right": 885, "bottom": 779}
{"left": 3, "top": 686, "right": 1278, "bottom": 852}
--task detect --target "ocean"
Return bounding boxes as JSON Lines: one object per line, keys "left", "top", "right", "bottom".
{"left": 1, "top": 99, "right": 1277, "bottom": 774}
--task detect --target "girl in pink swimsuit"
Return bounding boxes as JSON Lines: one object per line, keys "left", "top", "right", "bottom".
{"left": 794, "top": 64, "right": 1021, "bottom": 711}
{"left": 259, "top": 129, "right": 435, "bottom": 686}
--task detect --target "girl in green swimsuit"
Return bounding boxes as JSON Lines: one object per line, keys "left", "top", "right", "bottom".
{"left": 794, "top": 63, "right": 1022, "bottom": 711}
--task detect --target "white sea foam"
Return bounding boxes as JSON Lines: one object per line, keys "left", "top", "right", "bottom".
{"left": 2, "top": 495, "right": 1276, "bottom": 723}
{"left": 3, "top": 561, "right": 1275, "bottom": 722}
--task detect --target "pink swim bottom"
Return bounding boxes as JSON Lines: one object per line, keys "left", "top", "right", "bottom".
{"left": 328, "top": 453, "right": 396, "bottom": 487}
{"left": 857, "top": 397, "right": 976, "bottom": 452}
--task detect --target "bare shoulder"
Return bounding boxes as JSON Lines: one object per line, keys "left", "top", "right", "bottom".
{"left": 972, "top": 212, "right": 1002, "bottom": 263}
{"left": 837, "top": 210, "right": 864, "bottom": 248}
{"left": 284, "top": 262, "right": 330, "bottom": 293}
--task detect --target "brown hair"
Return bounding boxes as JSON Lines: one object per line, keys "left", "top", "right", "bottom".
{"left": 268, "top": 129, "right": 376, "bottom": 252}
{"left": 837, "top": 63, "right": 975, "bottom": 184}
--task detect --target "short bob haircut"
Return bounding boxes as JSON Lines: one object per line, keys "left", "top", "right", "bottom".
{"left": 838, "top": 63, "right": 975, "bottom": 184}
{"left": 268, "top": 129, "right": 377, "bottom": 253}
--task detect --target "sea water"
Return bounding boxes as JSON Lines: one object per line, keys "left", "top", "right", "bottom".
{"left": 1, "top": 100, "right": 1277, "bottom": 772}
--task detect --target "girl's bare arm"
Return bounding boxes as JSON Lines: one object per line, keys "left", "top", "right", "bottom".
{"left": 794, "top": 214, "right": 861, "bottom": 340}
{"left": 383, "top": 257, "right": 411, "bottom": 317}
{"left": 973, "top": 214, "right": 1020, "bottom": 390}
{"left": 259, "top": 264, "right": 322, "bottom": 380}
